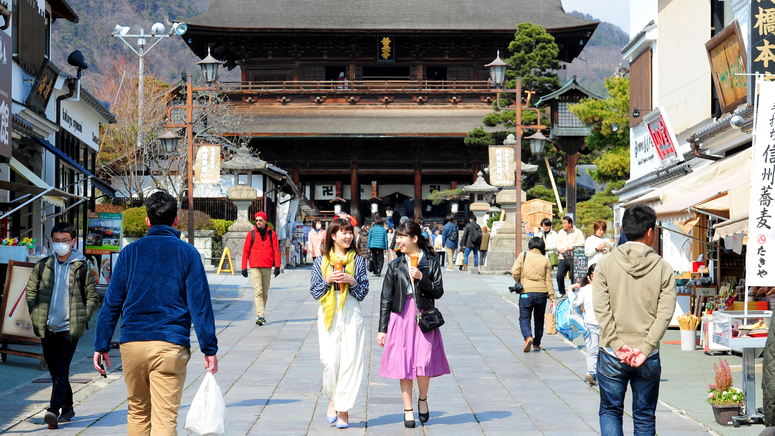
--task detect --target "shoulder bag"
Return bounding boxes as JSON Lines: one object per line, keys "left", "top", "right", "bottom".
{"left": 509, "top": 252, "right": 527, "bottom": 294}
{"left": 412, "top": 269, "right": 445, "bottom": 333}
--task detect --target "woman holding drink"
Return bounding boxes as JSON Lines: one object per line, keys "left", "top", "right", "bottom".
{"left": 310, "top": 218, "right": 370, "bottom": 429}
{"left": 378, "top": 221, "right": 449, "bottom": 428}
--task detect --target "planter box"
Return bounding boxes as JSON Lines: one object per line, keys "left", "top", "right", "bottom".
{"left": 711, "top": 404, "right": 742, "bottom": 426}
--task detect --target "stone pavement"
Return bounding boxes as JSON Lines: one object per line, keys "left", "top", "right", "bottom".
{"left": 0, "top": 266, "right": 724, "bottom": 435}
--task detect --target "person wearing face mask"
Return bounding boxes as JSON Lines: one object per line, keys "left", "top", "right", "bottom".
{"left": 308, "top": 220, "right": 326, "bottom": 262}
{"left": 26, "top": 222, "right": 98, "bottom": 429}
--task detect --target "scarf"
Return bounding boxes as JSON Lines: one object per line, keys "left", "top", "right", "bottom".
{"left": 319, "top": 249, "right": 357, "bottom": 330}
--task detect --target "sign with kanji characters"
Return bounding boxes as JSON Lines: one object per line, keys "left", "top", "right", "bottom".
{"left": 194, "top": 144, "right": 221, "bottom": 185}
{"left": 24, "top": 59, "right": 58, "bottom": 115}
{"left": 705, "top": 20, "right": 748, "bottom": 113}
{"left": 488, "top": 146, "right": 515, "bottom": 186}
{"left": 0, "top": 30, "right": 11, "bottom": 159}
{"left": 746, "top": 79, "right": 775, "bottom": 286}
{"left": 750, "top": 0, "right": 775, "bottom": 102}
{"left": 377, "top": 36, "right": 395, "bottom": 62}
{"left": 644, "top": 107, "right": 682, "bottom": 163}
{"left": 316, "top": 184, "right": 335, "bottom": 200}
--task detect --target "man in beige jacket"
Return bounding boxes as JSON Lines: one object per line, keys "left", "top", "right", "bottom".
{"left": 592, "top": 204, "right": 676, "bottom": 436}
{"left": 555, "top": 216, "right": 585, "bottom": 295}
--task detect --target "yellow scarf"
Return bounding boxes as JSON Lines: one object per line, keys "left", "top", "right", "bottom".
{"left": 320, "top": 249, "right": 357, "bottom": 330}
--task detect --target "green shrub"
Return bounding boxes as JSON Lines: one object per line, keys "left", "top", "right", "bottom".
{"left": 123, "top": 207, "right": 148, "bottom": 236}
{"left": 212, "top": 219, "right": 235, "bottom": 236}
{"left": 177, "top": 210, "right": 214, "bottom": 231}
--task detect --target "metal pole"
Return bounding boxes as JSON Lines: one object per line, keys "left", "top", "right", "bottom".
{"left": 187, "top": 74, "right": 195, "bottom": 244}
{"left": 515, "top": 77, "right": 522, "bottom": 256}
{"left": 137, "top": 29, "right": 145, "bottom": 151}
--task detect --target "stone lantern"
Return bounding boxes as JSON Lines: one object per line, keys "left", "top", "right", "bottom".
{"left": 463, "top": 171, "right": 497, "bottom": 227}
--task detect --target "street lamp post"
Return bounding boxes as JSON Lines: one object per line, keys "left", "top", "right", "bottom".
{"left": 486, "top": 51, "right": 547, "bottom": 255}
{"left": 157, "top": 49, "right": 222, "bottom": 244}
{"left": 111, "top": 22, "right": 187, "bottom": 151}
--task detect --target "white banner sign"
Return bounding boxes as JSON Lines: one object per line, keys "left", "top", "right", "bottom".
{"left": 746, "top": 80, "right": 775, "bottom": 286}
{"left": 488, "top": 146, "right": 515, "bottom": 186}
{"left": 194, "top": 145, "right": 221, "bottom": 185}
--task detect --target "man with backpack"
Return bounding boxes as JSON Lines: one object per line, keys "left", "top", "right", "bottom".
{"left": 441, "top": 214, "right": 458, "bottom": 271}
{"left": 242, "top": 211, "right": 281, "bottom": 326}
{"left": 460, "top": 216, "right": 482, "bottom": 271}
{"left": 26, "top": 222, "right": 98, "bottom": 429}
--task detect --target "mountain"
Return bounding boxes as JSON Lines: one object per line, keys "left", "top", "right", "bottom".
{"left": 560, "top": 11, "right": 631, "bottom": 97}
{"left": 50, "top": 0, "right": 241, "bottom": 87}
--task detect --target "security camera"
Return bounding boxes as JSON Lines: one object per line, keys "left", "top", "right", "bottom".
{"left": 729, "top": 114, "right": 744, "bottom": 130}
{"left": 150, "top": 23, "right": 165, "bottom": 36}
{"left": 113, "top": 25, "right": 130, "bottom": 36}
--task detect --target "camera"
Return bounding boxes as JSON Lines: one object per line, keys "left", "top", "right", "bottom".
{"left": 509, "top": 283, "right": 523, "bottom": 294}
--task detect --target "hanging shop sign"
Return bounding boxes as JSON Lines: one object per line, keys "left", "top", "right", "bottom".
{"left": 488, "top": 146, "right": 515, "bottom": 187}
{"left": 24, "top": 58, "right": 58, "bottom": 115}
{"left": 316, "top": 184, "right": 335, "bottom": 200}
{"left": 194, "top": 144, "right": 221, "bottom": 185}
{"left": 59, "top": 98, "right": 103, "bottom": 152}
{"left": 746, "top": 79, "right": 775, "bottom": 286}
{"left": 750, "top": 0, "right": 775, "bottom": 102}
{"left": 705, "top": 20, "right": 747, "bottom": 114}
{"left": 630, "top": 123, "right": 660, "bottom": 179}
{"left": 85, "top": 212, "right": 123, "bottom": 255}
{"left": 0, "top": 30, "right": 11, "bottom": 159}
{"left": 644, "top": 107, "right": 681, "bottom": 163}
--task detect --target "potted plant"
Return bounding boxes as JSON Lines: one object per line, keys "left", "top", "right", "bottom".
{"left": 707, "top": 358, "right": 744, "bottom": 426}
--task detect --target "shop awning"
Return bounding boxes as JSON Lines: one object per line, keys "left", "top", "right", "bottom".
{"left": 8, "top": 158, "right": 66, "bottom": 207}
{"left": 712, "top": 213, "right": 749, "bottom": 241}
{"left": 634, "top": 148, "right": 751, "bottom": 221}
{"left": 31, "top": 136, "right": 117, "bottom": 197}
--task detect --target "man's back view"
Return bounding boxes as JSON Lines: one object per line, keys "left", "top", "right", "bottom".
{"left": 593, "top": 204, "right": 676, "bottom": 436}
{"left": 94, "top": 191, "right": 218, "bottom": 436}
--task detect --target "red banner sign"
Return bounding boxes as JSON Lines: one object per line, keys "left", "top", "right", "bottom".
{"left": 644, "top": 107, "right": 680, "bottom": 162}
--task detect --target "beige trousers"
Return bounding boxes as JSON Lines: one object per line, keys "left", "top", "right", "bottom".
{"left": 444, "top": 247, "right": 456, "bottom": 270}
{"left": 121, "top": 341, "right": 191, "bottom": 436}
{"left": 251, "top": 267, "right": 272, "bottom": 317}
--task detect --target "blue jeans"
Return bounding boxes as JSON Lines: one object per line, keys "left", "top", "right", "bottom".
{"left": 518, "top": 293, "right": 548, "bottom": 346}
{"left": 463, "top": 247, "right": 479, "bottom": 266}
{"left": 598, "top": 351, "right": 661, "bottom": 436}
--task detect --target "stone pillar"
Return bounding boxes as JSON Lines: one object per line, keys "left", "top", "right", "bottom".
{"left": 223, "top": 185, "right": 258, "bottom": 268}
{"left": 480, "top": 187, "right": 530, "bottom": 274}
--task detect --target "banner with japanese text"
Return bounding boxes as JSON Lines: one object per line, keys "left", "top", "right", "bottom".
{"left": 488, "top": 146, "right": 515, "bottom": 186}
{"left": 746, "top": 80, "right": 775, "bottom": 286}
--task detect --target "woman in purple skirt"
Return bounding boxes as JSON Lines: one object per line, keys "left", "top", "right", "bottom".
{"left": 377, "top": 221, "right": 450, "bottom": 428}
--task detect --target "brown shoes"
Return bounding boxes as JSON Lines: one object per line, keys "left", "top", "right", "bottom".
{"left": 523, "top": 337, "right": 533, "bottom": 352}
{"left": 533, "top": 346, "right": 541, "bottom": 352}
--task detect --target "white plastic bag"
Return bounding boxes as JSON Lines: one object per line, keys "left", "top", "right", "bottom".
{"left": 184, "top": 372, "right": 227, "bottom": 436}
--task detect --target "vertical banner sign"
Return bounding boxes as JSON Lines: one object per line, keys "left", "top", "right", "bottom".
{"left": 0, "top": 31, "right": 11, "bottom": 159}
{"left": 746, "top": 80, "right": 775, "bottom": 286}
{"left": 194, "top": 144, "right": 220, "bottom": 185}
{"left": 751, "top": 0, "right": 775, "bottom": 103}
{"left": 644, "top": 107, "right": 681, "bottom": 162}
{"left": 488, "top": 146, "right": 515, "bottom": 186}
{"left": 377, "top": 36, "right": 395, "bottom": 62}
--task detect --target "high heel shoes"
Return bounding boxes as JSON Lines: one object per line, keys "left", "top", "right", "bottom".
{"left": 404, "top": 408, "right": 416, "bottom": 428}
{"left": 418, "top": 397, "right": 429, "bottom": 423}
{"left": 335, "top": 412, "right": 349, "bottom": 429}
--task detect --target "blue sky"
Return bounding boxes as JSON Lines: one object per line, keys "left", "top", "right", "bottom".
{"left": 562, "top": 0, "right": 629, "bottom": 36}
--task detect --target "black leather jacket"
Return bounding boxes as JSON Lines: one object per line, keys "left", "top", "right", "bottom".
{"left": 379, "top": 250, "right": 444, "bottom": 333}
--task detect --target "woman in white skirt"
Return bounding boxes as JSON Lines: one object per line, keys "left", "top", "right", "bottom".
{"left": 310, "top": 218, "right": 370, "bottom": 429}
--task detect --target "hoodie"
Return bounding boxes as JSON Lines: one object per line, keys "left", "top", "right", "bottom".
{"left": 47, "top": 249, "right": 87, "bottom": 332}
{"left": 592, "top": 242, "right": 676, "bottom": 357}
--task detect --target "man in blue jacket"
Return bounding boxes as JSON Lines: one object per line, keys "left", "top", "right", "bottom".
{"left": 441, "top": 214, "right": 458, "bottom": 271}
{"left": 367, "top": 215, "right": 389, "bottom": 277}
{"left": 93, "top": 191, "right": 218, "bottom": 435}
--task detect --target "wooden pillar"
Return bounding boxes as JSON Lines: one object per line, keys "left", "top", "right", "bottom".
{"left": 565, "top": 152, "right": 579, "bottom": 218}
{"left": 414, "top": 161, "right": 422, "bottom": 219}
{"left": 292, "top": 161, "right": 300, "bottom": 187}
{"left": 351, "top": 160, "right": 360, "bottom": 223}
{"left": 472, "top": 161, "right": 480, "bottom": 182}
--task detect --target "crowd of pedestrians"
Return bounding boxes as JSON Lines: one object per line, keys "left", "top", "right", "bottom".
{"left": 22, "top": 190, "right": 682, "bottom": 434}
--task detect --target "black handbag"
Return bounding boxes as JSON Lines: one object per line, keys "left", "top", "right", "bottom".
{"left": 411, "top": 266, "right": 445, "bottom": 333}
{"left": 509, "top": 252, "right": 527, "bottom": 294}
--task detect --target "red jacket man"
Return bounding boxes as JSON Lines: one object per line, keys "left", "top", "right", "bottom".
{"left": 241, "top": 211, "right": 281, "bottom": 326}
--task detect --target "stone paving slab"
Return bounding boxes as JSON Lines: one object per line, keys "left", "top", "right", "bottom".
{"left": 0, "top": 267, "right": 723, "bottom": 435}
